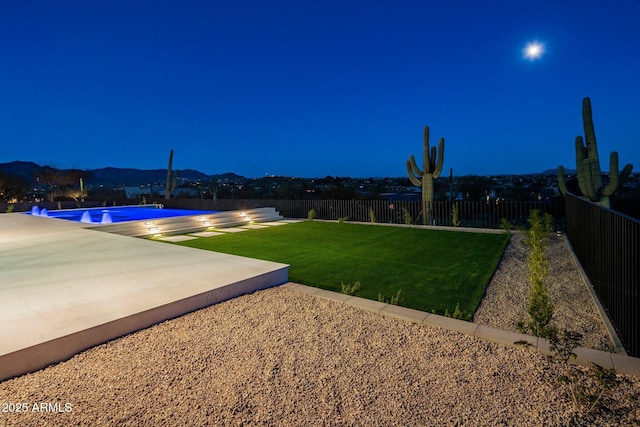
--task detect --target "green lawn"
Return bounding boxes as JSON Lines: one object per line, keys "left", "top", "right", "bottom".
{"left": 173, "top": 222, "right": 510, "bottom": 316}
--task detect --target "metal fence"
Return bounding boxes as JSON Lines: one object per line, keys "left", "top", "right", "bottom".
{"left": 161, "top": 198, "right": 563, "bottom": 229}
{"left": 565, "top": 193, "right": 640, "bottom": 357}
{"left": 2, "top": 198, "right": 563, "bottom": 229}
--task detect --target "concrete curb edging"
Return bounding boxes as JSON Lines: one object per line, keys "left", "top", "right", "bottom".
{"left": 311, "top": 218, "right": 507, "bottom": 234}
{"left": 281, "top": 282, "right": 640, "bottom": 377}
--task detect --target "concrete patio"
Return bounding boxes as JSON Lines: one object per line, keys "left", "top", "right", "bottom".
{"left": 0, "top": 213, "right": 288, "bottom": 381}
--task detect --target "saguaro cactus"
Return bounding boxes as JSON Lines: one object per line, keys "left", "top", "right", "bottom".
{"left": 165, "top": 149, "right": 177, "bottom": 200}
{"left": 407, "top": 125, "right": 445, "bottom": 225}
{"left": 558, "top": 97, "right": 633, "bottom": 208}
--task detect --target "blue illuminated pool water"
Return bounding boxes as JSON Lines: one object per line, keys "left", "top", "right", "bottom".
{"left": 26, "top": 205, "right": 220, "bottom": 224}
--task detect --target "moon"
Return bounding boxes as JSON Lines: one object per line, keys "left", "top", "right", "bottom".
{"left": 523, "top": 41, "right": 544, "bottom": 60}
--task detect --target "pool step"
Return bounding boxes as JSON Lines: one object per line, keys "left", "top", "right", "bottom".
{"left": 90, "top": 207, "right": 283, "bottom": 238}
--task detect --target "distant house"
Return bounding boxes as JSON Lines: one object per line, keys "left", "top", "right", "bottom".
{"left": 124, "top": 185, "right": 163, "bottom": 199}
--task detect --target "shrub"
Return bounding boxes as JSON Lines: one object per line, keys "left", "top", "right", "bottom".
{"left": 338, "top": 216, "right": 348, "bottom": 224}
{"left": 499, "top": 218, "right": 513, "bottom": 234}
{"left": 443, "top": 303, "right": 471, "bottom": 320}
{"left": 451, "top": 203, "right": 460, "bottom": 227}
{"left": 369, "top": 207, "right": 376, "bottom": 223}
{"left": 307, "top": 209, "right": 316, "bottom": 221}
{"left": 549, "top": 330, "right": 627, "bottom": 420}
{"left": 378, "top": 289, "right": 403, "bottom": 305}
{"left": 518, "top": 210, "right": 556, "bottom": 338}
{"left": 341, "top": 281, "right": 361, "bottom": 296}
{"left": 402, "top": 207, "right": 412, "bottom": 225}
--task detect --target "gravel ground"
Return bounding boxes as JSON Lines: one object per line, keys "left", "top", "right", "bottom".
{"left": 474, "top": 232, "right": 616, "bottom": 352}
{"left": 1, "top": 233, "right": 639, "bottom": 426}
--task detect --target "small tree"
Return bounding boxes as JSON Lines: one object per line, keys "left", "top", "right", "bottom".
{"left": 451, "top": 203, "right": 460, "bottom": 227}
{"left": 518, "top": 210, "right": 556, "bottom": 338}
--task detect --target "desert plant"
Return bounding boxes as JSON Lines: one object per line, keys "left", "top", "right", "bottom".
{"left": 5, "top": 204, "right": 14, "bottom": 213}
{"left": 499, "top": 218, "right": 513, "bottom": 234}
{"left": 407, "top": 125, "right": 445, "bottom": 225}
{"left": 402, "top": 207, "right": 412, "bottom": 225}
{"left": 307, "top": 209, "right": 316, "bottom": 221}
{"left": 443, "top": 303, "right": 471, "bottom": 320}
{"left": 165, "top": 149, "right": 177, "bottom": 200}
{"left": 341, "top": 281, "right": 361, "bottom": 296}
{"left": 520, "top": 210, "right": 556, "bottom": 338}
{"left": 549, "top": 330, "right": 627, "bottom": 419}
{"left": 207, "top": 180, "right": 218, "bottom": 201}
{"left": 369, "top": 207, "right": 376, "bottom": 223}
{"left": 549, "top": 329, "right": 583, "bottom": 364}
{"left": 451, "top": 203, "right": 460, "bottom": 227}
{"left": 452, "top": 303, "right": 464, "bottom": 320}
{"left": 558, "top": 97, "right": 633, "bottom": 208}
{"left": 79, "top": 177, "right": 85, "bottom": 203}
{"left": 378, "top": 289, "right": 403, "bottom": 305}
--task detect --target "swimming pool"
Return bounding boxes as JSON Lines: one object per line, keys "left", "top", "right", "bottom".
{"left": 27, "top": 205, "right": 220, "bottom": 224}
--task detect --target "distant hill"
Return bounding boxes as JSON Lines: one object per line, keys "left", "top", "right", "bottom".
{"left": 0, "top": 161, "right": 56, "bottom": 180}
{"left": 0, "top": 161, "right": 245, "bottom": 187}
{"left": 540, "top": 168, "right": 576, "bottom": 176}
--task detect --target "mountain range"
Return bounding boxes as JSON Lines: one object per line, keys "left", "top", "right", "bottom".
{"left": 0, "top": 160, "right": 574, "bottom": 187}
{"left": 0, "top": 161, "right": 244, "bottom": 187}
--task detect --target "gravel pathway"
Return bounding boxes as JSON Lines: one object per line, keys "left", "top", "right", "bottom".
{"left": 1, "top": 233, "right": 638, "bottom": 426}
{"left": 474, "top": 232, "right": 616, "bottom": 352}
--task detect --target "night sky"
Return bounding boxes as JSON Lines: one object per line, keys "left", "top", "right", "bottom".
{"left": 1, "top": 0, "right": 639, "bottom": 178}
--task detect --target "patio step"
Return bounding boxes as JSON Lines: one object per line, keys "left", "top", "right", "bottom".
{"left": 90, "top": 207, "right": 283, "bottom": 238}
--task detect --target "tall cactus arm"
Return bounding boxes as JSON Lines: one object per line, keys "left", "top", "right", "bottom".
{"left": 580, "top": 159, "right": 599, "bottom": 201}
{"left": 602, "top": 152, "right": 620, "bottom": 197}
{"left": 432, "top": 137, "right": 445, "bottom": 178}
{"left": 582, "top": 98, "right": 601, "bottom": 174}
{"left": 575, "top": 136, "right": 587, "bottom": 164}
{"left": 406, "top": 156, "right": 423, "bottom": 187}
{"left": 429, "top": 146, "right": 437, "bottom": 171}
{"left": 557, "top": 166, "right": 568, "bottom": 195}
{"left": 601, "top": 152, "right": 633, "bottom": 197}
{"left": 620, "top": 163, "right": 634, "bottom": 182}
{"left": 590, "top": 157, "right": 603, "bottom": 195}
{"left": 422, "top": 126, "right": 431, "bottom": 171}
{"left": 575, "top": 135, "right": 598, "bottom": 200}
{"left": 165, "top": 149, "right": 176, "bottom": 200}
